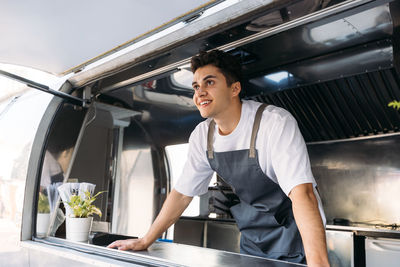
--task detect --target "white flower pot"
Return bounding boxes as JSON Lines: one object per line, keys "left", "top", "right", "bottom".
{"left": 66, "top": 217, "right": 93, "bottom": 242}
{"left": 36, "top": 213, "right": 50, "bottom": 236}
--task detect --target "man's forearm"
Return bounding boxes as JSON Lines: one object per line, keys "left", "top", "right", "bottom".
{"left": 289, "top": 183, "right": 329, "bottom": 266}
{"left": 143, "top": 189, "right": 193, "bottom": 245}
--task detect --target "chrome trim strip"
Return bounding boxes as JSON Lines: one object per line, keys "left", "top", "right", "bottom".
{"left": 218, "top": 0, "right": 390, "bottom": 51}
{"left": 111, "top": 127, "right": 124, "bottom": 233}
{"left": 27, "top": 238, "right": 184, "bottom": 267}
{"left": 326, "top": 225, "right": 400, "bottom": 235}
{"left": 306, "top": 132, "right": 400, "bottom": 145}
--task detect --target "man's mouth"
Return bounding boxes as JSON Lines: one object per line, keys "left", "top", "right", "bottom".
{"left": 199, "top": 100, "right": 212, "bottom": 107}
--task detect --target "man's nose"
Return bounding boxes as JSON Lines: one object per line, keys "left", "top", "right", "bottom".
{"left": 196, "top": 86, "right": 206, "bottom": 96}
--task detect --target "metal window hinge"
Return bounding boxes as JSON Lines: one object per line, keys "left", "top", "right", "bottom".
{"left": 0, "top": 69, "right": 87, "bottom": 107}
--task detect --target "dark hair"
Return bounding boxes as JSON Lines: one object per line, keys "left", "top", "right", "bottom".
{"left": 190, "top": 50, "right": 241, "bottom": 85}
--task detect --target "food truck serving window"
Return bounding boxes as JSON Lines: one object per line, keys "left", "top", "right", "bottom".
{"left": 34, "top": 95, "right": 163, "bottom": 247}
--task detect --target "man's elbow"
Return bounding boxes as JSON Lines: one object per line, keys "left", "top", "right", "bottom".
{"left": 171, "top": 189, "right": 193, "bottom": 206}
{"left": 288, "top": 183, "right": 317, "bottom": 205}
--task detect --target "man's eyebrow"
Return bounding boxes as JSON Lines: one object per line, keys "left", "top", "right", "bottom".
{"left": 203, "top": 75, "right": 217, "bottom": 81}
{"left": 192, "top": 75, "right": 217, "bottom": 86}
{"left": 192, "top": 74, "right": 217, "bottom": 86}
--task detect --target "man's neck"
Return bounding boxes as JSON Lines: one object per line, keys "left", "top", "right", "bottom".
{"left": 214, "top": 100, "right": 242, "bottom": 136}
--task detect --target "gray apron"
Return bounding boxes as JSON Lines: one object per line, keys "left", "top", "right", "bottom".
{"left": 206, "top": 103, "right": 305, "bottom": 263}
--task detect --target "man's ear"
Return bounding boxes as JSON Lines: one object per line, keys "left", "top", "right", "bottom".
{"left": 231, "top": 81, "right": 241, "bottom": 97}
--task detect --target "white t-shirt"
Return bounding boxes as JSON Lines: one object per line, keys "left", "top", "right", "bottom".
{"left": 174, "top": 100, "right": 326, "bottom": 223}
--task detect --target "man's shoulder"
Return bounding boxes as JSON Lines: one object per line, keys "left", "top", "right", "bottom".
{"left": 194, "top": 118, "right": 212, "bottom": 133}
{"left": 189, "top": 118, "right": 212, "bottom": 144}
{"left": 263, "top": 105, "right": 294, "bottom": 121}
{"left": 243, "top": 100, "right": 294, "bottom": 122}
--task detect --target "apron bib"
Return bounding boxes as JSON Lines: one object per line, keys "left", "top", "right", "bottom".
{"left": 206, "top": 103, "right": 305, "bottom": 263}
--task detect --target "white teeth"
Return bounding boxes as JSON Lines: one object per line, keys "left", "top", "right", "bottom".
{"left": 200, "top": 100, "right": 211, "bottom": 106}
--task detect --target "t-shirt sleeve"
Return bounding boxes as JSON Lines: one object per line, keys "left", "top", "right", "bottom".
{"left": 269, "top": 113, "right": 316, "bottom": 196}
{"left": 174, "top": 126, "right": 214, "bottom": 197}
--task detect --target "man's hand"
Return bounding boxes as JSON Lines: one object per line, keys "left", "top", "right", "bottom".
{"left": 107, "top": 238, "right": 149, "bottom": 251}
{"left": 107, "top": 189, "right": 192, "bottom": 252}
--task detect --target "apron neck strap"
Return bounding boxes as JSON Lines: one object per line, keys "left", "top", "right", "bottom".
{"left": 207, "top": 103, "right": 268, "bottom": 159}
{"left": 207, "top": 120, "right": 216, "bottom": 159}
{"left": 249, "top": 103, "right": 268, "bottom": 158}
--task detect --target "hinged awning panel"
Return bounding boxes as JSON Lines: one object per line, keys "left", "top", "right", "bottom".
{"left": 0, "top": 0, "right": 214, "bottom": 75}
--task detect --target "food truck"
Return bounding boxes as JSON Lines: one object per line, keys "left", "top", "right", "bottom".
{"left": 1, "top": 0, "right": 400, "bottom": 266}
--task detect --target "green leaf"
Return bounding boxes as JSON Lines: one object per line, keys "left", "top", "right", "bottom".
{"left": 388, "top": 100, "right": 400, "bottom": 111}
{"left": 38, "top": 192, "right": 50, "bottom": 213}
{"left": 88, "top": 206, "right": 102, "bottom": 217}
{"left": 63, "top": 190, "right": 106, "bottom": 218}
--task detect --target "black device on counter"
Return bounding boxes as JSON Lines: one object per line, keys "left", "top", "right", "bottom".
{"left": 333, "top": 218, "right": 351, "bottom": 226}
{"left": 90, "top": 232, "right": 138, "bottom": 247}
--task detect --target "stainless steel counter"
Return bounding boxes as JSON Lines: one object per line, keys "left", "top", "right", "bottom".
{"left": 326, "top": 224, "right": 400, "bottom": 239}
{"left": 134, "top": 241, "right": 306, "bottom": 267}
{"left": 36, "top": 237, "right": 306, "bottom": 267}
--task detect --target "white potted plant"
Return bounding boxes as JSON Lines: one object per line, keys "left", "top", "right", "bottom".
{"left": 64, "top": 190, "right": 104, "bottom": 242}
{"left": 36, "top": 192, "right": 51, "bottom": 236}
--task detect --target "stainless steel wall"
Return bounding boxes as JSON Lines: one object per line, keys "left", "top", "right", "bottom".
{"left": 174, "top": 218, "right": 241, "bottom": 253}
{"left": 309, "top": 134, "right": 400, "bottom": 225}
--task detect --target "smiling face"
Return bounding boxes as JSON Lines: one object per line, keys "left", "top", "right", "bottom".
{"left": 192, "top": 64, "right": 241, "bottom": 120}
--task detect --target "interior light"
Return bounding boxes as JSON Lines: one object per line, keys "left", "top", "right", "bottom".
{"left": 264, "top": 71, "right": 292, "bottom": 83}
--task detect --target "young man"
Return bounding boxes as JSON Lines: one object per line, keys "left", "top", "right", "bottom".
{"left": 108, "top": 50, "right": 330, "bottom": 266}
